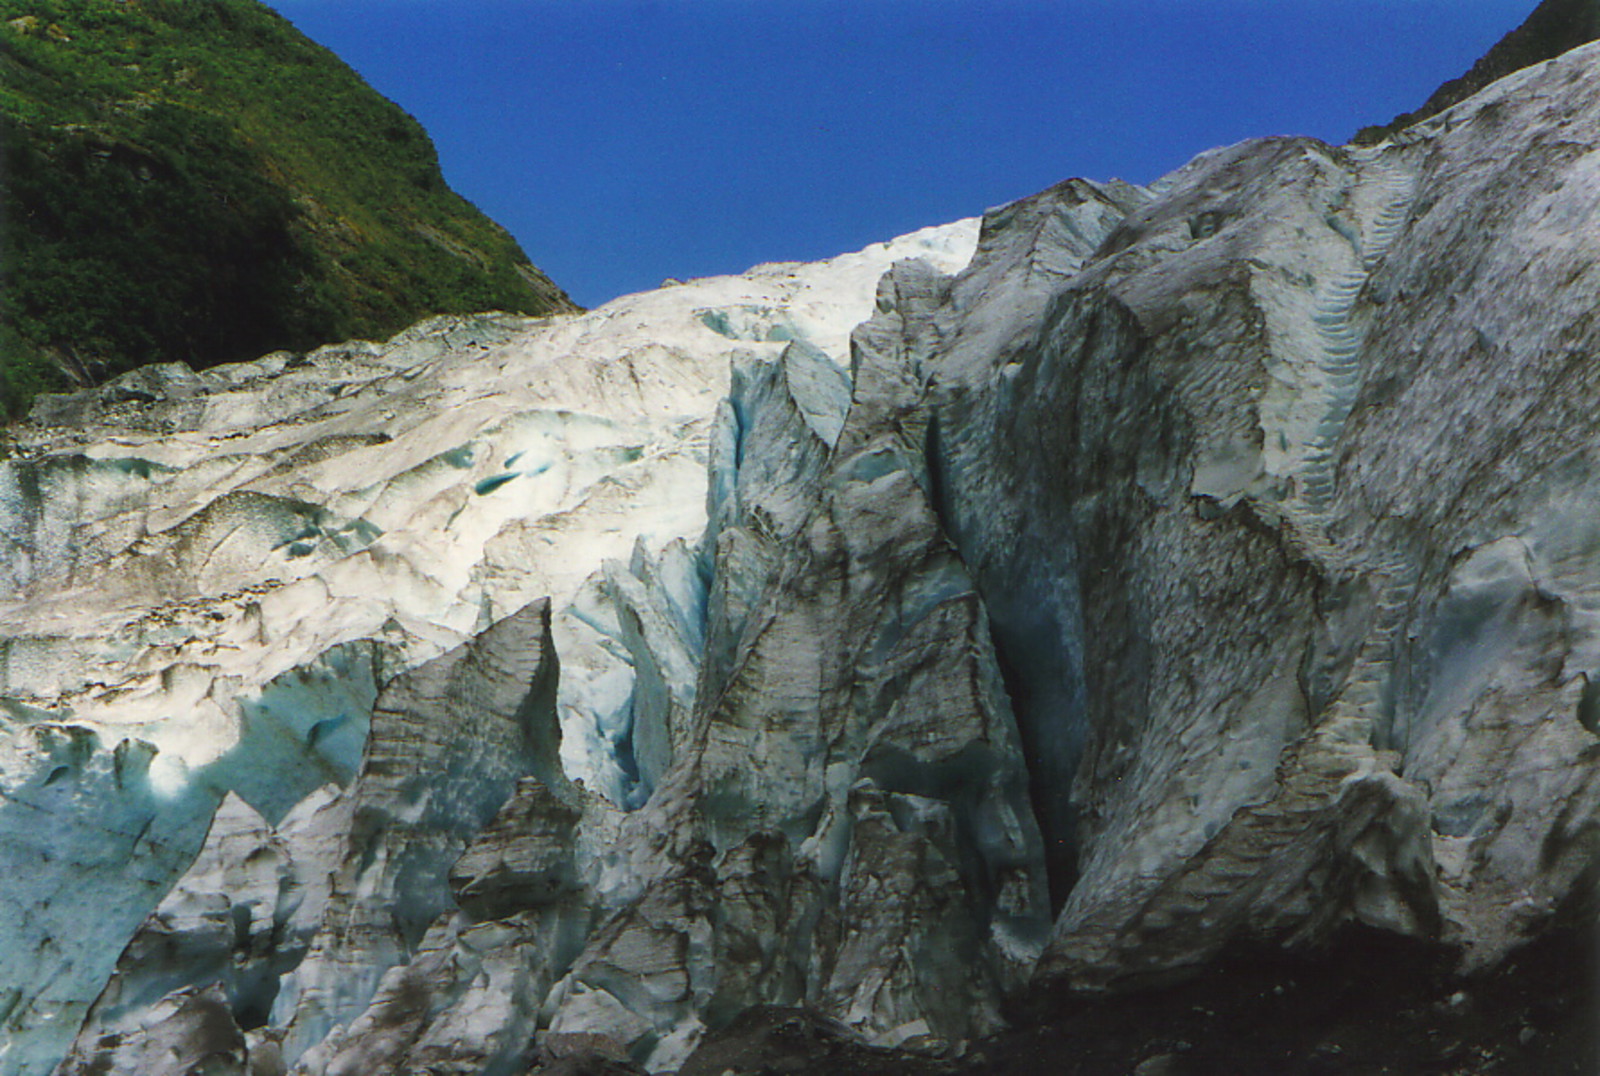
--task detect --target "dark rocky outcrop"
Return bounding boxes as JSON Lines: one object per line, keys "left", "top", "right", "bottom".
{"left": 1356, "top": 0, "right": 1600, "bottom": 142}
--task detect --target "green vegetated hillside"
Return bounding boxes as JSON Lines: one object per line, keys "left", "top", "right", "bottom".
{"left": 0, "top": 0, "right": 577, "bottom": 417}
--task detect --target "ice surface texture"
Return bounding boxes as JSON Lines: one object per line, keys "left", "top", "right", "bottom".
{"left": 12, "top": 39, "right": 1600, "bottom": 1076}
{"left": 0, "top": 224, "right": 979, "bottom": 1074}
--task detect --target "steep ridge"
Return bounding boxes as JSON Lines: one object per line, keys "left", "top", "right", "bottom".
{"left": 1357, "top": 0, "right": 1600, "bottom": 143}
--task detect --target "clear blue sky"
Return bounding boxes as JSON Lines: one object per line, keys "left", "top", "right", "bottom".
{"left": 265, "top": 0, "right": 1534, "bottom": 308}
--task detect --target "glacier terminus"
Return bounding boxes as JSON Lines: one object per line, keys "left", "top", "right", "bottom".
{"left": 7, "top": 33, "right": 1600, "bottom": 1076}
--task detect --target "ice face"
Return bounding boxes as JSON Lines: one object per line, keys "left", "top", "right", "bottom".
{"left": 17, "top": 39, "right": 1600, "bottom": 1073}
{"left": 0, "top": 221, "right": 980, "bottom": 1075}
{"left": 0, "top": 720, "right": 218, "bottom": 1076}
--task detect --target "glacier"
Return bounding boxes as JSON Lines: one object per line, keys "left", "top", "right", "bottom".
{"left": 0, "top": 222, "right": 982, "bottom": 1075}
{"left": 10, "top": 36, "right": 1600, "bottom": 1076}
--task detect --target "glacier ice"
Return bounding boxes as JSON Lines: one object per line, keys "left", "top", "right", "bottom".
{"left": 14, "top": 37, "right": 1600, "bottom": 1076}
{"left": 0, "top": 222, "right": 978, "bottom": 1075}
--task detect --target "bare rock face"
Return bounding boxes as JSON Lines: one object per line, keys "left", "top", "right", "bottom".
{"left": 9, "top": 36, "right": 1600, "bottom": 1076}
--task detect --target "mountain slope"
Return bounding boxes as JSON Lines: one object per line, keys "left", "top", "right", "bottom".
{"left": 0, "top": 0, "right": 576, "bottom": 417}
{"left": 1356, "top": 0, "right": 1600, "bottom": 142}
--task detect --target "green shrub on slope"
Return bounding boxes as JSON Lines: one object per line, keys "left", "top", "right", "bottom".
{"left": 0, "top": 0, "right": 576, "bottom": 417}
